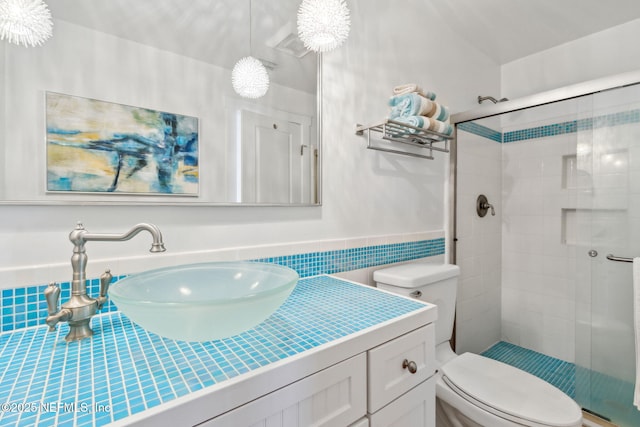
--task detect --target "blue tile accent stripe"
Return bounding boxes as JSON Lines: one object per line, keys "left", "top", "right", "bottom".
{"left": 457, "top": 121, "right": 502, "bottom": 142}
{"left": 257, "top": 238, "right": 445, "bottom": 278}
{"left": 503, "top": 120, "right": 578, "bottom": 143}
{"left": 0, "top": 238, "right": 444, "bottom": 334}
{"left": 0, "top": 276, "right": 427, "bottom": 427}
{"left": 459, "top": 108, "right": 640, "bottom": 144}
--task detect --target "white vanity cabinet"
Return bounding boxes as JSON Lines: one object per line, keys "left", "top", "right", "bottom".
{"left": 202, "top": 354, "right": 367, "bottom": 427}
{"left": 200, "top": 324, "right": 436, "bottom": 427}
{"left": 367, "top": 325, "right": 436, "bottom": 427}
{"left": 368, "top": 378, "right": 435, "bottom": 427}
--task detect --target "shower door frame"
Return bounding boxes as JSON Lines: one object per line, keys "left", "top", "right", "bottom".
{"left": 448, "top": 69, "right": 640, "bottom": 265}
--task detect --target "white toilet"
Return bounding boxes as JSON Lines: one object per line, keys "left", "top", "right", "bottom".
{"left": 374, "top": 263, "right": 583, "bottom": 427}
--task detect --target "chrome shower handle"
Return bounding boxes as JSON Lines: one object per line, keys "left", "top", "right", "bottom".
{"left": 476, "top": 194, "right": 495, "bottom": 217}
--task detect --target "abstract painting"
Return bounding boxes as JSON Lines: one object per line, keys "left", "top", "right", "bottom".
{"left": 46, "top": 92, "right": 199, "bottom": 195}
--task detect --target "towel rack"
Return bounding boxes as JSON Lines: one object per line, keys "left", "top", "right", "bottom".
{"left": 606, "top": 254, "right": 634, "bottom": 263}
{"left": 355, "top": 119, "right": 452, "bottom": 159}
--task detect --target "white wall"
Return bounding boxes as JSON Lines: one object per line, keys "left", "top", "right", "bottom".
{"left": 0, "top": 0, "right": 501, "bottom": 288}
{"left": 502, "top": 18, "right": 640, "bottom": 99}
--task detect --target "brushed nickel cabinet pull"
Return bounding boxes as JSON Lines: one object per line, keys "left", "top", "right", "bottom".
{"left": 402, "top": 359, "right": 417, "bottom": 374}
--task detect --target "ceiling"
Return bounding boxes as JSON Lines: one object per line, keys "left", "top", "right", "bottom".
{"left": 427, "top": 0, "right": 640, "bottom": 64}
{"left": 45, "top": 0, "right": 640, "bottom": 83}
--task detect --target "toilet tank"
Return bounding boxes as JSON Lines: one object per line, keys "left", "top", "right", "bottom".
{"left": 374, "top": 263, "right": 460, "bottom": 347}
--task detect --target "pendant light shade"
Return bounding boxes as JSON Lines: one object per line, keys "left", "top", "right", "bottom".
{"left": 232, "top": 0, "right": 269, "bottom": 99}
{"left": 297, "top": 0, "right": 350, "bottom": 53}
{"left": 232, "top": 56, "right": 270, "bottom": 99}
{"left": 0, "top": 0, "right": 53, "bottom": 47}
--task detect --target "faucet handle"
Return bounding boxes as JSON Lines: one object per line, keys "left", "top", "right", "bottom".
{"left": 96, "top": 269, "right": 112, "bottom": 310}
{"left": 44, "top": 282, "right": 60, "bottom": 331}
{"left": 44, "top": 282, "right": 60, "bottom": 315}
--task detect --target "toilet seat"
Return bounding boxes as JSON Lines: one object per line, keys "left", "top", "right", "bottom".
{"left": 440, "top": 353, "right": 582, "bottom": 427}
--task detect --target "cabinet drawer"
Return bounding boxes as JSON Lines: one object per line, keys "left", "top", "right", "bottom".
{"left": 367, "top": 325, "right": 435, "bottom": 413}
{"left": 368, "top": 376, "right": 436, "bottom": 427}
{"left": 203, "top": 353, "right": 366, "bottom": 427}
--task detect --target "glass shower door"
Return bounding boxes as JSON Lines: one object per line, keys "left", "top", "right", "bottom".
{"left": 575, "top": 84, "right": 640, "bottom": 426}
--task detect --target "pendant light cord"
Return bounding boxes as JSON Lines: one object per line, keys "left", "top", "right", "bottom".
{"left": 248, "top": 0, "right": 252, "bottom": 57}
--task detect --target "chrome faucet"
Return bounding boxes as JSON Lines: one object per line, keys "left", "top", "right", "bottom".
{"left": 45, "top": 222, "right": 166, "bottom": 342}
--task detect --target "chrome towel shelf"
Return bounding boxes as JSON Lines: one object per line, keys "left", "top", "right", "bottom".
{"left": 355, "top": 119, "right": 452, "bottom": 159}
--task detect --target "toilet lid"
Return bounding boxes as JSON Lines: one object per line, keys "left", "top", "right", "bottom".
{"left": 441, "top": 353, "right": 582, "bottom": 427}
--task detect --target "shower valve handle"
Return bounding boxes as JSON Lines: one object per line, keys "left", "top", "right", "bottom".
{"left": 476, "top": 195, "right": 495, "bottom": 217}
{"left": 482, "top": 202, "right": 496, "bottom": 216}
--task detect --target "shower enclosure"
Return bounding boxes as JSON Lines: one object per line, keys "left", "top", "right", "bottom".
{"left": 452, "top": 73, "right": 640, "bottom": 426}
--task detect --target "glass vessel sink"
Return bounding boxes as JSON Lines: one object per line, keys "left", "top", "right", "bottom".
{"left": 109, "top": 261, "right": 299, "bottom": 341}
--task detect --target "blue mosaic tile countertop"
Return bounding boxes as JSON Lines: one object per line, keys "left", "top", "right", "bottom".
{"left": 0, "top": 275, "right": 434, "bottom": 427}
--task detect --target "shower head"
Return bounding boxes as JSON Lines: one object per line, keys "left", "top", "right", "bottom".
{"left": 478, "top": 95, "right": 509, "bottom": 104}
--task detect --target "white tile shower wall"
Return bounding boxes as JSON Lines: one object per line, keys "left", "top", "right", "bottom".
{"left": 501, "top": 132, "right": 578, "bottom": 362}
{"left": 455, "top": 130, "right": 502, "bottom": 354}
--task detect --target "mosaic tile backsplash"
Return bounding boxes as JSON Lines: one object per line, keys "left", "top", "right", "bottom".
{"left": 1, "top": 238, "right": 444, "bottom": 333}
{"left": 0, "top": 276, "right": 427, "bottom": 427}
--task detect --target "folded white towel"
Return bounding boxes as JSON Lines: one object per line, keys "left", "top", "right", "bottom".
{"left": 393, "top": 84, "right": 436, "bottom": 101}
{"left": 634, "top": 257, "right": 640, "bottom": 409}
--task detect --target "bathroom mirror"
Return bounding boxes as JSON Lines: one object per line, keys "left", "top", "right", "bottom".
{"left": 0, "top": 0, "right": 320, "bottom": 206}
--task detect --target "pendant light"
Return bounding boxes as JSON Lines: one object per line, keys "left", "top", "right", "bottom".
{"left": 297, "top": 0, "right": 350, "bottom": 53}
{"left": 232, "top": 0, "right": 269, "bottom": 99}
{"left": 0, "top": 0, "right": 53, "bottom": 47}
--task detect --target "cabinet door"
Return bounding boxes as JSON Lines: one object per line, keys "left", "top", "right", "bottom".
{"left": 367, "top": 325, "right": 435, "bottom": 412}
{"left": 368, "top": 377, "right": 436, "bottom": 427}
{"left": 202, "top": 353, "right": 366, "bottom": 427}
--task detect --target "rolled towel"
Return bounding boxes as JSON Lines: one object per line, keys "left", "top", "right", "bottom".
{"left": 389, "top": 93, "right": 450, "bottom": 122}
{"left": 428, "top": 102, "right": 450, "bottom": 122}
{"left": 392, "top": 115, "right": 453, "bottom": 137}
{"left": 393, "top": 84, "right": 436, "bottom": 101}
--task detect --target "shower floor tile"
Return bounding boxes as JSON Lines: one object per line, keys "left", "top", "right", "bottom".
{"left": 481, "top": 341, "right": 640, "bottom": 427}
{"left": 481, "top": 341, "right": 575, "bottom": 397}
